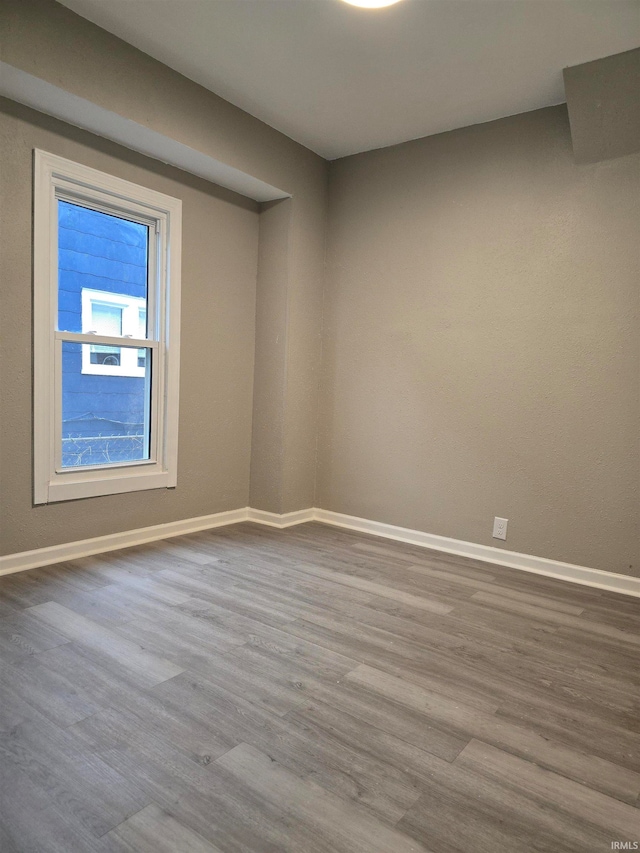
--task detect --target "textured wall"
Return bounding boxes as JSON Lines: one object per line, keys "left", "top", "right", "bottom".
{"left": 318, "top": 105, "right": 640, "bottom": 576}
{"left": 1, "top": 0, "right": 327, "bottom": 548}
{"left": 1, "top": 0, "right": 327, "bottom": 541}
{"left": 1, "top": 0, "right": 637, "bottom": 574}
{"left": 250, "top": 199, "right": 291, "bottom": 512}
{"left": 249, "top": 192, "right": 327, "bottom": 514}
{"left": 0, "top": 100, "right": 259, "bottom": 554}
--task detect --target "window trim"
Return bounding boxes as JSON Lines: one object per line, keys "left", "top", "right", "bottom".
{"left": 34, "top": 150, "right": 182, "bottom": 504}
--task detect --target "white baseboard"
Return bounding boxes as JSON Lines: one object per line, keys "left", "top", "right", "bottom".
{"left": 2, "top": 505, "right": 638, "bottom": 598}
{"left": 247, "top": 508, "right": 315, "bottom": 528}
{"left": 314, "top": 509, "right": 640, "bottom": 598}
{"left": 0, "top": 506, "right": 313, "bottom": 576}
{"left": 0, "top": 507, "right": 250, "bottom": 576}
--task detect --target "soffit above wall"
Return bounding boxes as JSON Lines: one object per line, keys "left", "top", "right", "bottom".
{"left": 58, "top": 0, "right": 640, "bottom": 159}
{"left": 0, "top": 63, "right": 290, "bottom": 202}
{"left": 564, "top": 47, "right": 640, "bottom": 163}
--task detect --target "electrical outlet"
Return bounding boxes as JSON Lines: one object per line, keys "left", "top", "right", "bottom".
{"left": 492, "top": 517, "right": 508, "bottom": 540}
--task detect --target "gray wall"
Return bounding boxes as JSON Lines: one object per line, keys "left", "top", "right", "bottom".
{"left": 0, "top": 100, "right": 259, "bottom": 554}
{"left": 564, "top": 47, "right": 640, "bottom": 164}
{"left": 0, "top": 0, "right": 328, "bottom": 551}
{"left": 1, "top": 0, "right": 638, "bottom": 577}
{"left": 250, "top": 199, "right": 292, "bottom": 511}
{"left": 317, "top": 105, "right": 640, "bottom": 576}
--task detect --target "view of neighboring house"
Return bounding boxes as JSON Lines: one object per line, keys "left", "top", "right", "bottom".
{"left": 58, "top": 200, "right": 150, "bottom": 467}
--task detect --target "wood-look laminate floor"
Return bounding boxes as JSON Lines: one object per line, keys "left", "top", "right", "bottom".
{"left": 1, "top": 522, "right": 638, "bottom": 853}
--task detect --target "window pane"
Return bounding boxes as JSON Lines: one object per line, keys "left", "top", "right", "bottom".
{"left": 89, "top": 302, "right": 123, "bottom": 363}
{"left": 91, "top": 302, "right": 122, "bottom": 335}
{"left": 90, "top": 347, "right": 121, "bottom": 366}
{"left": 57, "top": 200, "right": 149, "bottom": 333}
{"left": 61, "top": 342, "right": 152, "bottom": 468}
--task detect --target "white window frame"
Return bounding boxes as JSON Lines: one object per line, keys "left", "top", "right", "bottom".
{"left": 34, "top": 150, "right": 182, "bottom": 504}
{"left": 81, "top": 288, "right": 147, "bottom": 378}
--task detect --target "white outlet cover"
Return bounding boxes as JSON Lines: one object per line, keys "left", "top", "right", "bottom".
{"left": 493, "top": 517, "right": 508, "bottom": 540}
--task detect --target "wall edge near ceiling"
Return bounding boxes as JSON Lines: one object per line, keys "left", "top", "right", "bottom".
{"left": 1, "top": 506, "right": 638, "bottom": 596}
{"left": 0, "top": 61, "right": 290, "bottom": 202}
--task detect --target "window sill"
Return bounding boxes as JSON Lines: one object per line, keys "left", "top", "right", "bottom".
{"left": 36, "top": 469, "right": 176, "bottom": 504}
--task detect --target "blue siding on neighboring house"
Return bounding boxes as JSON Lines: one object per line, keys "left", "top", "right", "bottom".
{"left": 58, "top": 201, "right": 149, "bottom": 466}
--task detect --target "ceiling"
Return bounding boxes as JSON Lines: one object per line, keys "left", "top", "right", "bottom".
{"left": 58, "top": 0, "right": 640, "bottom": 160}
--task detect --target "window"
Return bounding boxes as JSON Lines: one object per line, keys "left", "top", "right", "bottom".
{"left": 81, "top": 288, "right": 147, "bottom": 377}
{"left": 34, "top": 150, "right": 182, "bottom": 503}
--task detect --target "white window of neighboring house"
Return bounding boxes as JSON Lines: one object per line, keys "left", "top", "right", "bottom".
{"left": 33, "top": 150, "right": 182, "bottom": 504}
{"left": 81, "top": 288, "right": 147, "bottom": 377}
